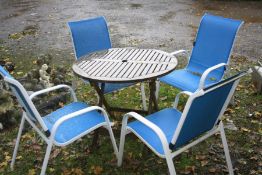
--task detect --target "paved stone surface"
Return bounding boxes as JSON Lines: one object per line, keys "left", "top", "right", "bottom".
{"left": 0, "top": 0, "right": 261, "bottom": 62}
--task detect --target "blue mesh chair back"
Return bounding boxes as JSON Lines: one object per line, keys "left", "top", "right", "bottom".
{"left": 68, "top": 16, "right": 134, "bottom": 94}
{"left": 0, "top": 66, "right": 37, "bottom": 121}
{"left": 174, "top": 74, "right": 240, "bottom": 148}
{"left": 68, "top": 16, "right": 112, "bottom": 59}
{"left": 187, "top": 13, "right": 243, "bottom": 80}
{"left": 0, "top": 66, "right": 13, "bottom": 78}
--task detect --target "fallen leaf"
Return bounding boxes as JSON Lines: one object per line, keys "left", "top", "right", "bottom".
{"left": 59, "top": 102, "right": 64, "bottom": 107}
{"left": 16, "top": 155, "right": 22, "bottom": 160}
{"left": 72, "top": 168, "right": 84, "bottom": 175}
{"left": 91, "top": 166, "right": 103, "bottom": 175}
{"left": 49, "top": 168, "right": 55, "bottom": 173}
{"left": 28, "top": 169, "right": 36, "bottom": 175}
{"left": 241, "top": 127, "right": 251, "bottom": 133}
{"left": 32, "top": 144, "right": 42, "bottom": 151}
{"left": 201, "top": 160, "right": 209, "bottom": 167}
{"left": 208, "top": 167, "right": 217, "bottom": 173}
{"left": 254, "top": 111, "right": 261, "bottom": 118}
{"left": 50, "top": 148, "right": 61, "bottom": 159}
{"left": 195, "top": 155, "right": 206, "bottom": 160}
{"left": 237, "top": 159, "right": 247, "bottom": 165}
{"left": 0, "top": 161, "right": 8, "bottom": 168}
{"left": 16, "top": 71, "right": 23, "bottom": 75}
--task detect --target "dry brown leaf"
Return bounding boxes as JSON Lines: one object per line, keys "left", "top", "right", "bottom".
{"left": 91, "top": 166, "right": 103, "bottom": 175}
{"left": 195, "top": 155, "right": 206, "bottom": 160}
{"left": 50, "top": 148, "right": 61, "bottom": 159}
{"left": 208, "top": 167, "right": 217, "bottom": 173}
{"left": 72, "top": 168, "right": 84, "bottom": 175}
{"left": 254, "top": 111, "right": 261, "bottom": 118}
{"left": 241, "top": 127, "right": 251, "bottom": 132}
{"left": 28, "top": 169, "right": 36, "bottom": 175}
{"left": 200, "top": 160, "right": 209, "bottom": 167}
{"left": 32, "top": 144, "right": 42, "bottom": 151}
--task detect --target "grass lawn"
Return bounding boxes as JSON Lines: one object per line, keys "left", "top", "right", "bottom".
{"left": 0, "top": 55, "right": 261, "bottom": 175}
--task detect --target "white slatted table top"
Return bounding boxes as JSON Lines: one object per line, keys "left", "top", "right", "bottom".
{"left": 72, "top": 48, "right": 177, "bottom": 83}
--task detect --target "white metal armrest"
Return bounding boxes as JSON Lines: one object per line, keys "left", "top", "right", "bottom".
{"left": 50, "top": 106, "right": 111, "bottom": 139}
{"left": 173, "top": 91, "right": 193, "bottom": 109}
{"left": 30, "top": 84, "right": 77, "bottom": 102}
{"left": 170, "top": 49, "right": 188, "bottom": 56}
{"left": 123, "top": 112, "right": 170, "bottom": 152}
{"left": 170, "top": 50, "right": 191, "bottom": 63}
{"left": 198, "top": 63, "right": 227, "bottom": 90}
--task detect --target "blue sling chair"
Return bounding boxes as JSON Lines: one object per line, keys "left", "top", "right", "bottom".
{"left": 158, "top": 14, "right": 243, "bottom": 94}
{"left": 0, "top": 66, "right": 118, "bottom": 175}
{"left": 118, "top": 70, "right": 250, "bottom": 175}
{"left": 68, "top": 16, "right": 147, "bottom": 110}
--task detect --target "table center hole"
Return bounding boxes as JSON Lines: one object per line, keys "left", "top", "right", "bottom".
{"left": 122, "top": 60, "right": 127, "bottom": 62}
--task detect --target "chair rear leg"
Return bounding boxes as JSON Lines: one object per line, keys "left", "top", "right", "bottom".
{"left": 40, "top": 142, "right": 53, "bottom": 175}
{"left": 11, "top": 115, "right": 25, "bottom": 170}
{"left": 220, "top": 122, "right": 234, "bottom": 175}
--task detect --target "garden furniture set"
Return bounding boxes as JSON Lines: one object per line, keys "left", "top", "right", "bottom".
{"left": 0, "top": 13, "right": 247, "bottom": 175}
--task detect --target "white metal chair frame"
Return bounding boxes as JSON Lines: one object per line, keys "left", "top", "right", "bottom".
{"left": 118, "top": 73, "right": 248, "bottom": 175}
{"left": 4, "top": 76, "right": 118, "bottom": 175}
{"left": 155, "top": 16, "right": 244, "bottom": 99}
{"left": 155, "top": 50, "right": 229, "bottom": 99}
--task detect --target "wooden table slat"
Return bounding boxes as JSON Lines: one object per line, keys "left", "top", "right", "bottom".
{"left": 114, "top": 48, "right": 129, "bottom": 60}
{"left": 141, "top": 64, "right": 153, "bottom": 76}
{"left": 122, "top": 63, "right": 137, "bottom": 78}
{"left": 91, "top": 61, "right": 110, "bottom": 76}
{"left": 88, "top": 61, "right": 107, "bottom": 75}
{"left": 147, "top": 63, "right": 158, "bottom": 74}
{"left": 111, "top": 62, "right": 128, "bottom": 78}
{"left": 131, "top": 49, "right": 147, "bottom": 61}
{"left": 117, "top": 62, "right": 134, "bottom": 78}
{"left": 83, "top": 60, "right": 100, "bottom": 73}
{"left": 95, "top": 61, "right": 115, "bottom": 77}
{"left": 129, "top": 49, "right": 144, "bottom": 60}
{"left": 134, "top": 63, "right": 147, "bottom": 77}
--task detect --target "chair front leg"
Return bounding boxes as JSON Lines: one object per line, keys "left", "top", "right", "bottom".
{"left": 40, "top": 141, "right": 53, "bottom": 175}
{"left": 219, "top": 122, "right": 234, "bottom": 175}
{"left": 106, "top": 125, "right": 119, "bottom": 158}
{"left": 117, "top": 116, "right": 128, "bottom": 166}
{"left": 11, "top": 114, "right": 25, "bottom": 170}
{"left": 165, "top": 154, "right": 177, "bottom": 175}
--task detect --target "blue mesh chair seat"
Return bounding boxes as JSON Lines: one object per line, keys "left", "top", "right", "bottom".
{"left": 159, "top": 13, "right": 243, "bottom": 92}
{"left": 0, "top": 65, "right": 118, "bottom": 175}
{"left": 43, "top": 102, "right": 105, "bottom": 145}
{"left": 118, "top": 71, "right": 249, "bottom": 175}
{"left": 128, "top": 108, "right": 181, "bottom": 155}
{"left": 160, "top": 69, "right": 219, "bottom": 92}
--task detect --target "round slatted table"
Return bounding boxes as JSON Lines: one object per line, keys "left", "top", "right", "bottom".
{"left": 72, "top": 48, "right": 177, "bottom": 114}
